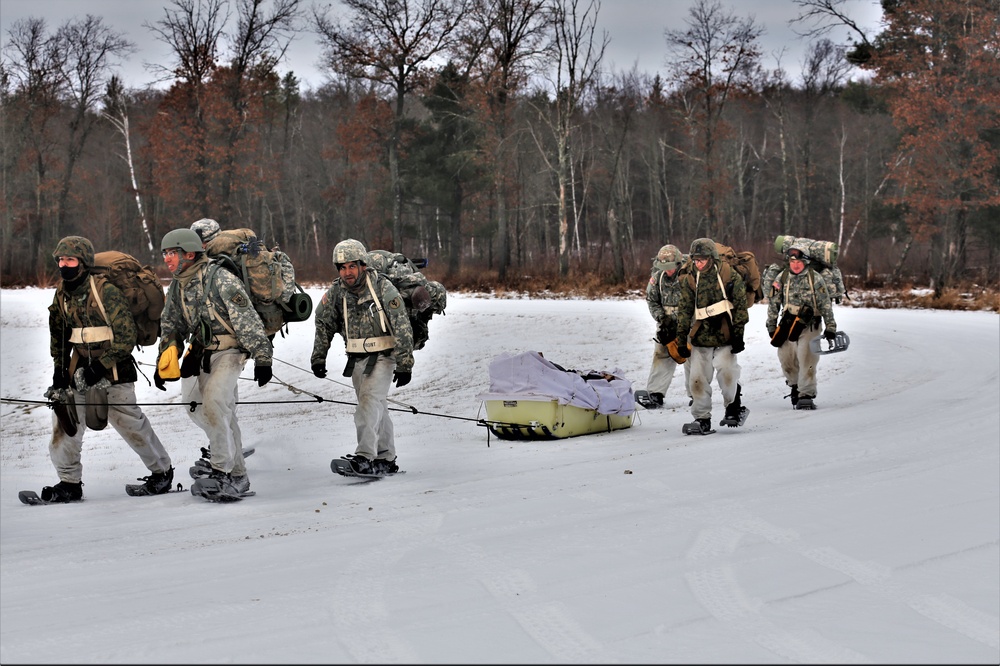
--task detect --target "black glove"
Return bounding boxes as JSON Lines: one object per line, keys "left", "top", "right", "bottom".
{"left": 824, "top": 329, "right": 837, "bottom": 342}
{"left": 153, "top": 369, "right": 167, "bottom": 391}
{"left": 676, "top": 339, "right": 691, "bottom": 358}
{"left": 52, "top": 367, "right": 71, "bottom": 390}
{"left": 180, "top": 345, "right": 203, "bottom": 378}
{"left": 82, "top": 364, "right": 104, "bottom": 388}
{"left": 312, "top": 363, "right": 327, "bottom": 379}
{"left": 393, "top": 371, "right": 411, "bottom": 387}
{"left": 655, "top": 319, "right": 677, "bottom": 345}
{"left": 766, "top": 326, "right": 776, "bottom": 338}
{"left": 730, "top": 334, "right": 745, "bottom": 354}
{"left": 254, "top": 364, "right": 272, "bottom": 387}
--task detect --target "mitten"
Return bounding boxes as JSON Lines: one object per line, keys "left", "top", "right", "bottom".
{"left": 676, "top": 338, "right": 691, "bottom": 358}
{"left": 153, "top": 369, "right": 167, "bottom": 391}
{"left": 729, "top": 334, "right": 745, "bottom": 354}
{"left": 655, "top": 319, "right": 677, "bottom": 345}
{"left": 157, "top": 345, "right": 181, "bottom": 380}
{"left": 180, "top": 345, "right": 203, "bottom": 378}
{"left": 824, "top": 328, "right": 837, "bottom": 342}
{"left": 393, "top": 371, "right": 411, "bottom": 388}
{"left": 52, "top": 367, "right": 71, "bottom": 390}
{"left": 82, "top": 364, "right": 104, "bottom": 388}
{"left": 254, "top": 363, "right": 272, "bottom": 387}
{"left": 312, "top": 363, "right": 327, "bottom": 379}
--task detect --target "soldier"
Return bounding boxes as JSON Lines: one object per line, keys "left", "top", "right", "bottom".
{"left": 639, "top": 244, "right": 692, "bottom": 409}
{"left": 765, "top": 246, "right": 838, "bottom": 409}
{"left": 40, "top": 236, "right": 174, "bottom": 502}
{"left": 155, "top": 228, "right": 273, "bottom": 501}
{"left": 311, "top": 239, "right": 414, "bottom": 475}
{"left": 674, "top": 238, "right": 750, "bottom": 435}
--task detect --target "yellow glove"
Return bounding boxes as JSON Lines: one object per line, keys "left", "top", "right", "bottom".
{"left": 157, "top": 344, "right": 182, "bottom": 380}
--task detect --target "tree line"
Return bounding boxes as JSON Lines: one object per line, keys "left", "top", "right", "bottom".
{"left": 1, "top": 0, "right": 997, "bottom": 293}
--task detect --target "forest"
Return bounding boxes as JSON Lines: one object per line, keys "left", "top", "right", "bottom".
{"left": 1, "top": 0, "right": 997, "bottom": 299}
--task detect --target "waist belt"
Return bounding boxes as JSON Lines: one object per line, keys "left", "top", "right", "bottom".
{"left": 694, "top": 300, "right": 732, "bottom": 320}
{"left": 346, "top": 336, "right": 394, "bottom": 354}
{"left": 204, "top": 334, "right": 240, "bottom": 351}
{"left": 69, "top": 326, "right": 113, "bottom": 344}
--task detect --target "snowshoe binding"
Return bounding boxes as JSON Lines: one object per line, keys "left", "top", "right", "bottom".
{"left": 634, "top": 390, "right": 664, "bottom": 409}
{"left": 795, "top": 395, "right": 817, "bottom": 410}
{"left": 190, "top": 470, "right": 255, "bottom": 502}
{"left": 682, "top": 418, "right": 715, "bottom": 436}
{"left": 719, "top": 384, "right": 749, "bottom": 427}
{"left": 125, "top": 466, "right": 176, "bottom": 496}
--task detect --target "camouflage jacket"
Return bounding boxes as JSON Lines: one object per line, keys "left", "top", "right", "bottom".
{"left": 676, "top": 259, "right": 749, "bottom": 348}
{"left": 766, "top": 266, "right": 837, "bottom": 334}
{"left": 646, "top": 268, "right": 685, "bottom": 324}
{"left": 311, "top": 267, "right": 414, "bottom": 373}
{"left": 49, "top": 273, "right": 139, "bottom": 384}
{"left": 159, "top": 256, "right": 272, "bottom": 365}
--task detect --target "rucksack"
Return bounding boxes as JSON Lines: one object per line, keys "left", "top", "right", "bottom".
{"left": 90, "top": 251, "right": 166, "bottom": 347}
{"left": 203, "top": 229, "right": 310, "bottom": 336}
{"left": 774, "top": 235, "right": 847, "bottom": 301}
{"left": 367, "top": 249, "right": 447, "bottom": 350}
{"left": 715, "top": 243, "right": 763, "bottom": 307}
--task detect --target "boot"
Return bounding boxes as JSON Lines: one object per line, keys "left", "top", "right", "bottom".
{"left": 41, "top": 480, "right": 83, "bottom": 503}
{"left": 785, "top": 384, "right": 799, "bottom": 406}
{"left": 129, "top": 467, "right": 174, "bottom": 496}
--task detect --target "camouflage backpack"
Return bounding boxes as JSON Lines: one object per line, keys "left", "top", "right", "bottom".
{"left": 89, "top": 251, "right": 166, "bottom": 347}
{"left": 203, "top": 229, "right": 309, "bottom": 336}
{"left": 367, "top": 249, "right": 447, "bottom": 350}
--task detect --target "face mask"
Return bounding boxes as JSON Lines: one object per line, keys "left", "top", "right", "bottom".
{"left": 59, "top": 264, "right": 82, "bottom": 281}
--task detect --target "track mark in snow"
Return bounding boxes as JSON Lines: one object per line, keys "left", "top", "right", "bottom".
{"left": 685, "top": 528, "right": 871, "bottom": 663}
{"left": 733, "top": 517, "right": 1000, "bottom": 650}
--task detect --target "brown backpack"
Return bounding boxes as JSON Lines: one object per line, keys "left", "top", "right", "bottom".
{"left": 715, "top": 243, "right": 763, "bottom": 307}
{"left": 90, "top": 251, "right": 166, "bottom": 347}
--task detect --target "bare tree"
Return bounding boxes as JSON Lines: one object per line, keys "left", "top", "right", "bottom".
{"left": 537, "top": 0, "right": 607, "bottom": 277}
{"left": 664, "top": 0, "right": 762, "bottom": 239}
{"left": 54, "top": 16, "right": 135, "bottom": 240}
{"left": 313, "top": 0, "right": 468, "bottom": 253}
{"left": 463, "top": 0, "right": 548, "bottom": 280}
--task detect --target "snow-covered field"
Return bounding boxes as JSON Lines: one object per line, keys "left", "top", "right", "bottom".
{"left": 1, "top": 288, "right": 998, "bottom": 664}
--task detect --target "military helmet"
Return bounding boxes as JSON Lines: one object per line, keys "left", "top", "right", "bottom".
{"left": 333, "top": 238, "right": 368, "bottom": 266}
{"left": 689, "top": 238, "right": 719, "bottom": 260}
{"left": 161, "top": 228, "right": 205, "bottom": 253}
{"left": 653, "top": 244, "right": 684, "bottom": 272}
{"left": 53, "top": 236, "right": 95, "bottom": 268}
{"left": 190, "top": 218, "right": 221, "bottom": 243}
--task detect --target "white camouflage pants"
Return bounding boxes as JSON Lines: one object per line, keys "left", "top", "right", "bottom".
{"left": 182, "top": 349, "right": 248, "bottom": 476}
{"left": 646, "top": 341, "right": 692, "bottom": 399}
{"left": 350, "top": 354, "right": 397, "bottom": 462}
{"left": 777, "top": 322, "right": 822, "bottom": 398}
{"left": 49, "top": 382, "right": 172, "bottom": 484}
{"left": 688, "top": 345, "right": 741, "bottom": 421}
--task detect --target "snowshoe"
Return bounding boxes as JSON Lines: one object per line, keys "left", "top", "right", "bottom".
{"left": 634, "top": 390, "right": 663, "bottom": 409}
{"left": 719, "top": 406, "right": 749, "bottom": 428}
{"left": 682, "top": 419, "right": 715, "bottom": 436}
{"left": 795, "top": 396, "right": 816, "bottom": 410}
{"left": 810, "top": 331, "right": 850, "bottom": 355}
{"left": 190, "top": 470, "right": 254, "bottom": 502}
{"left": 125, "top": 466, "right": 175, "bottom": 496}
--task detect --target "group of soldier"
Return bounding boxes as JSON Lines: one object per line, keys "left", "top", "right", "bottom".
{"left": 36, "top": 228, "right": 837, "bottom": 503}
{"left": 642, "top": 237, "right": 839, "bottom": 435}
{"left": 40, "top": 226, "right": 412, "bottom": 503}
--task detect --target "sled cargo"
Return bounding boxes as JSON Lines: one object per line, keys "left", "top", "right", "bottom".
{"left": 476, "top": 351, "right": 635, "bottom": 440}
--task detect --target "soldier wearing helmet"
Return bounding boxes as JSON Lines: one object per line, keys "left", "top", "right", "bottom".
{"left": 38, "top": 236, "right": 174, "bottom": 503}
{"left": 312, "top": 238, "right": 414, "bottom": 476}
{"left": 674, "top": 237, "right": 750, "bottom": 435}
{"left": 156, "top": 226, "right": 273, "bottom": 501}
{"left": 638, "top": 244, "right": 692, "bottom": 409}
{"left": 765, "top": 244, "right": 838, "bottom": 410}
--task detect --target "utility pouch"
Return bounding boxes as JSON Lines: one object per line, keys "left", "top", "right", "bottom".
{"left": 85, "top": 386, "right": 109, "bottom": 431}
{"left": 771, "top": 311, "right": 795, "bottom": 348}
{"left": 52, "top": 391, "right": 79, "bottom": 437}
{"left": 787, "top": 305, "right": 813, "bottom": 343}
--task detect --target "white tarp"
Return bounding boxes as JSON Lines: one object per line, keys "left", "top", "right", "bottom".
{"left": 475, "top": 351, "right": 635, "bottom": 416}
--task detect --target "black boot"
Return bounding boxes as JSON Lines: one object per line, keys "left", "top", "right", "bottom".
{"left": 41, "top": 481, "right": 83, "bottom": 503}
{"left": 785, "top": 384, "right": 799, "bottom": 407}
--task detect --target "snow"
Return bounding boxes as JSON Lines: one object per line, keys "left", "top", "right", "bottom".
{"left": 1, "top": 287, "right": 998, "bottom": 664}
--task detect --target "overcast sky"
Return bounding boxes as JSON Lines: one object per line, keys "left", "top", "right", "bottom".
{"left": 1, "top": 0, "right": 884, "bottom": 90}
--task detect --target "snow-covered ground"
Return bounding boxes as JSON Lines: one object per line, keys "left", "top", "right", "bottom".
{"left": 1, "top": 288, "right": 998, "bottom": 664}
